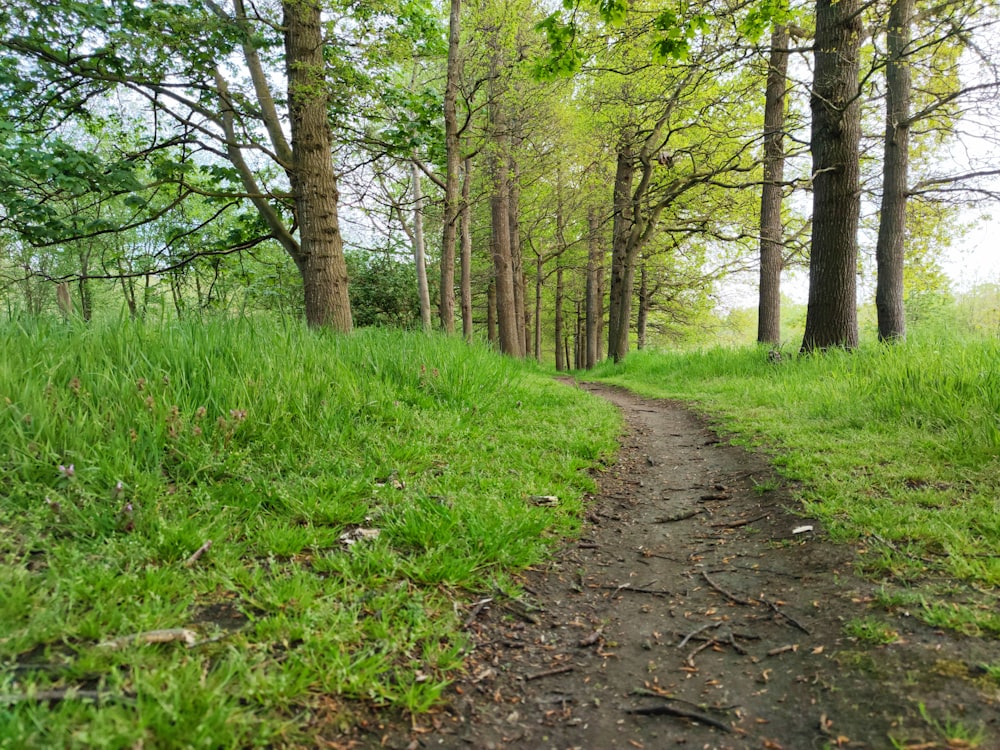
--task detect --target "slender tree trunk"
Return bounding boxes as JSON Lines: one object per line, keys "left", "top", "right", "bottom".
{"left": 596, "top": 250, "right": 605, "bottom": 359}
{"left": 487, "top": 281, "right": 497, "bottom": 345}
{"left": 508, "top": 148, "right": 527, "bottom": 355}
{"left": 637, "top": 260, "right": 648, "bottom": 350}
{"left": 440, "top": 0, "right": 461, "bottom": 333}
{"left": 607, "top": 142, "right": 635, "bottom": 362}
{"left": 758, "top": 24, "right": 789, "bottom": 345}
{"left": 412, "top": 158, "right": 432, "bottom": 331}
{"left": 875, "top": 0, "right": 914, "bottom": 342}
{"left": 554, "top": 264, "right": 565, "bottom": 371}
{"left": 575, "top": 302, "right": 584, "bottom": 369}
{"left": 534, "top": 253, "right": 543, "bottom": 362}
{"left": 802, "top": 0, "right": 862, "bottom": 351}
{"left": 585, "top": 208, "right": 600, "bottom": 369}
{"left": 283, "top": 0, "right": 352, "bottom": 331}
{"left": 460, "top": 156, "right": 474, "bottom": 341}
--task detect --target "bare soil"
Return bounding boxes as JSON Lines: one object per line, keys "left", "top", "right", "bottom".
{"left": 335, "top": 383, "right": 999, "bottom": 750}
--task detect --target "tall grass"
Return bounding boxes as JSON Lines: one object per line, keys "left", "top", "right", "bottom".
{"left": 0, "top": 318, "right": 620, "bottom": 748}
{"left": 592, "top": 331, "right": 1000, "bottom": 635}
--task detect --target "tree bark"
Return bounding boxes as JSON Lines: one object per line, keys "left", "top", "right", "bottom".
{"left": 283, "top": 0, "right": 352, "bottom": 330}
{"left": 585, "top": 208, "right": 601, "bottom": 369}
{"left": 412, "top": 158, "right": 432, "bottom": 331}
{"left": 488, "top": 75, "right": 523, "bottom": 356}
{"left": 637, "top": 260, "right": 648, "bottom": 350}
{"left": 508, "top": 145, "right": 527, "bottom": 355}
{"left": 801, "top": 0, "right": 862, "bottom": 351}
{"left": 758, "top": 24, "right": 789, "bottom": 346}
{"left": 534, "top": 253, "right": 543, "bottom": 362}
{"left": 440, "top": 0, "right": 461, "bottom": 333}
{"left": 875, "top": 0, "right": 914, "bottom": 342}
{"left": 487, "top": 281, "right": 497, "bottom": 345}
{"left": 607, "top": 142, "right": 635, "bottom": 362}
{"left": 554, "top": 264, "right": 565, "bottom": 371}
{"left": 460, "top": 156, "right": 474, "bottom": 342}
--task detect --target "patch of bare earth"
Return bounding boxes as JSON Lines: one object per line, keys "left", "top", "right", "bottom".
{"left": 334, "top": 383, "right": 999, "bottom": 750}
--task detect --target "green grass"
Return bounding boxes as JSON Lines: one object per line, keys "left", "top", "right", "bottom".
{"left": 590, "top": 331, "right": 1000, "bottom": 636}
{"left": 0, "top": 318, "right": 620, "bottom": 748}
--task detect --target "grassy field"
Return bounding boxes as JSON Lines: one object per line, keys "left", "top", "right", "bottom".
{"left": 3, "top": 318, "right": 998, "bottom": 747}
{"left": 591, "top": 332, "right": 1000, "bottom": 637}
{"left": 0, "top": 319, "right": 620, "bottom": 748}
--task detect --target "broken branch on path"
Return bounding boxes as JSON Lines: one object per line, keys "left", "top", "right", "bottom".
{"left": 701, "top": 570, "right": 757, "bottom": 606}
{"left": 462, "top": 597, "right": 493, "bottom": 628}
{"left": 710, "top": 513, "right": 769, "bottom": 529}
{"left": 524, "top": 664, "right": 574, "bottom": 681}
{"left": 627, "top": 701, "right": 733, "bottom": 733}
{"left": 655, "top": 509, "right": 702, "bottom": 523}
{"left": 677, "top": 621, "right": 723, "bottom": 649}
{"left": 600, "top": 583, "right": 674, "bottom": 597}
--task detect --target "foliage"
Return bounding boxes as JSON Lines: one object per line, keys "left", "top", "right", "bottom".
{"left": 0, "top": 319, "right": 620, "bottom": 745}
{"left": 591, "top": 331, "right": 1000, "bottom": 636}
{"left": 346, "top": 250, "right": 426, "bottom": 328}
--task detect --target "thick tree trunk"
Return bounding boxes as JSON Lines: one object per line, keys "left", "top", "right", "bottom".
{"left": 875, "top": 0, "right": 914, "bottom": 342}
{"left": 607, "top": 143, "right": 635, "bottom": 362}
{"left": 412, "top": 159, "right": 432, "bottom": 331}
{"left": 460, "top": 157, "right": 474, "bottom": 342}
{"left": 284, "top": 0, "right": 352, "bottom": 330}
{"left": 440, "top": 0, "right": 461, "bottom": 333}
{"left": 585, "top": 208, "right": 601, "bottom": 369}
{"left": 554, "top": 265, "right": 565, "bottom": 371}
{"left": 802, "top": 0, "right": 862, "bottom": 352}
{"left": 758, "top": 24, "right": 789, "bottom": 346}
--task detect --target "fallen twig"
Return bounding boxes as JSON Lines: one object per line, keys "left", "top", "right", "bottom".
{"left": 701, "top": 570, "right": 757, "bottom": 607}
{"left": 99, "top": 628, "right": 198, "bottom": 650}
{"left": 462, "top": 597, "right": 493, "bottom": 629}
{"left": 627, "top": 702, "right": 732, "bottom": 733}
{"left": 524, "top": 665, "right": 574, "bottom": 682}
{"left": 183, "top": 539, "right": 213, "bottom": 567}
{"left": 677, "top": 621, "right": 723, "bottom": 649}
{"left": 655, "top": 509, "right": 702, "bottom": 523}
{"left": 763, "top": 599, "right": 811, "bottom": 635}
{"left": 600, "top": 584, "right": 674, "bottom": 597}
{"left": 710, "top": 513, "right": 769, "bottom": 529}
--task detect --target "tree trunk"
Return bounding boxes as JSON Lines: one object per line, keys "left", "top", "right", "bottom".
{"left": 412, "top": 158, "right": 432, "bottom": 331}
{"left": 534, "top": 253, "right": 543, "bottom": 362}
{"left": 554, "top": 264, "right": 565, "bottom": 371}
{"left": 283, "top": 0, "right": 352, "bottom": 331}
{"left": 875, "top": 0, "right": 913, "bottom": 342}
{"left": 607, "top": 142, "right": 635, "bottom": 362}
{"left": 637, "top": 260, "right": 648, "bottom": 350}
{"left": 758, "top": 24, "right": 789, "bottom": 346}
{"left": 460, "top": 156, "right": 474, "bottom": 342}
{"left": 440, "top": 0, "right": 461, "bottom": 333}
{"left": 508, "top": 148, "right": 527, "bottom": 355}
{"left": 487, "top": 281, "right": 497, "bottom": 345}
{"left": 488, "top": 83, "right": 523, "bottom": 356}
{"left": 585, "top": 208, "right": 601, "bottom": 369}
{"left": 801, "top": 0, "right": 862, "bottom": 352}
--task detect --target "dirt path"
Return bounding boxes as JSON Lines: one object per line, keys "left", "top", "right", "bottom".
{"left": 341, "top": 383, "right": 998, "bottom": 750}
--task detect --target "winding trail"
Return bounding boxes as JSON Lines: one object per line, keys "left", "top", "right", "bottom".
{"left": 345, "top": 383, "right": 999, "bottom": 750}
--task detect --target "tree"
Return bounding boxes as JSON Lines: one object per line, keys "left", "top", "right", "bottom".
{"left": 1, "top": 0, "right": 354, "bottom": 329}
{"left": 801, "top": 0, "right": 863, "bottom": 351}
{"left": 757, "top": 24, "right": 790, "bottom": 345}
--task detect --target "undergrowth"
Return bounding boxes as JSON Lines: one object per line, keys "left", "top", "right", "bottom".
{"left": 0, "top": 318, "right": 619, "bottom": 748}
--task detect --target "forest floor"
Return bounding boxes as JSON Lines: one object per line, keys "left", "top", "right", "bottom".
{"left": 333, "top": 382, "right": 999, "bottom": 750}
